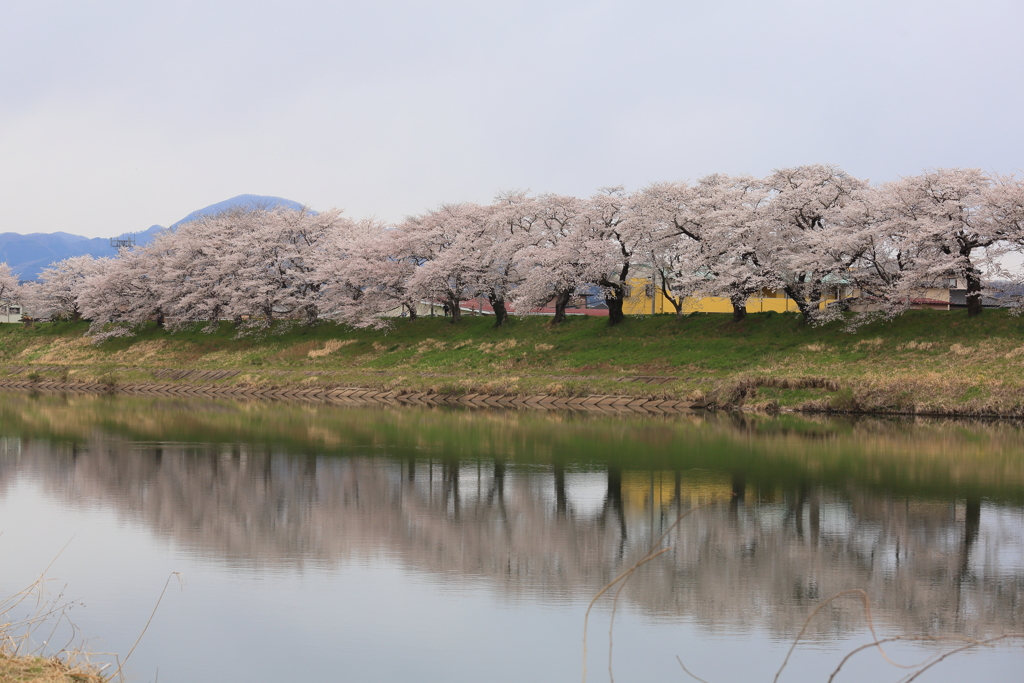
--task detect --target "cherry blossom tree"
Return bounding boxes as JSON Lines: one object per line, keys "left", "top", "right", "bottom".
{"left": 817, "top": 183, "right": 914, "bottom": 324}
{"left": 480, "top": 190, "right": 540, "bottom": 326}
{"left": 21, "top": 167, "right": 1024, "bottom": 339}
{"left": 36, "top": 255, "right": 108, "bottom": 321}
{"left": 759, "top": 165, "right": 868, "bottom": 324}
{"left": 982, "top": 173, "right": 1024, "bottom": 312}
{"left": 402, "top": 203, "right": 496, "bottom": 324}
{"left": 313, "top": 217, "right": 414, "bottom": 329}
{"left": 586, "top": 187, "right": 647, "bottom": 326}
{"left": 633, "top": 181, "right": 695, "bottom": 318}
{"left": 78, "top": 246, "right": 163, "bottom": 338}
{"left": 642, "top": 175, "right": 773, "bottom": 322}
{"left": 147, "top": 213, "right": 241, "bottom": 330}
{"left": 511, "top": 193, "right": 612, "bottom": 324}
{"left": 224, "top": 206, "right": 339, "bottom": 326}
{"left": 0, "top": 263, "right": 19, "bottom": 306}
{"left": 149, "top": 205, "right": 346, "bottom": 330}
{"left": 874, "top": 169, "right": 1020, "bottom": 317}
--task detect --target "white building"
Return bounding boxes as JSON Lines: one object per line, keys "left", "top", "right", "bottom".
{"left": 0, "top": 301, "right": 25, "bottom": 323}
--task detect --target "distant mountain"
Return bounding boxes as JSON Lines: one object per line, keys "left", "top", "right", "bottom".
{"left": 0, "top": 195, "right": 307, "bottom": 280}
{"left": 169, "top": 194, "right": 307, "bottom": 230}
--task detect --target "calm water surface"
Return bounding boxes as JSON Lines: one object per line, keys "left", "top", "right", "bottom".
{"left": 1, "top": 392, "right": 1023, "bottom": 682}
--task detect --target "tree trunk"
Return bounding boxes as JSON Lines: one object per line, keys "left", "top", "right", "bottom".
{"left": 783, "top": 285, "right": 816, "bottom": 325}
{"left": 553, "top": 462, "right": 567, "bottom": 517}
{"left": 446, "top": 297, "right": 461, "bottom": 324}
{"left": 403, "top": 302, "right": 418, "bottom": 321}
{"left": 795, "top": 300, "right": 814, "bottom": 324}
{"left": 606, "top": 292, "right": 625, "bottom": 326}
{"left": 658, "top": 278, "right": 684, "bottom": 319}
{"left": 551, "top": 291, "right": 571, "bottom": 324}
{"left": 731, "top": 300, "right": 746, "bottom": 323}
{"left": 601, "top": 276, "right": 626, "bottom": 326}
{"left": 664, "top": 294, "right": 683, "bottom": 317}
{"left": 154, "top": 309, "right": 165, "bottom": 329}
{"left": 303, "top": 304, "right": 318, "bottom": 326}
{"left": 604, "top": 465, "right": 626, "bottom": 541}
{"left": 490, "top": 296, "right": 508, "bottom": 327}
{"left": 965, "top": 266, "right": 983, "bottom": 317}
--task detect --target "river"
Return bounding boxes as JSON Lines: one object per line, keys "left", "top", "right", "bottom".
{"left": 0, "top": 392, "right": 1022, "bottom": 682}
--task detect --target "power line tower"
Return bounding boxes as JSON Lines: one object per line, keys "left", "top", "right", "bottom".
{"left": 110, "top": 235, "right": 136, "bottom": 250}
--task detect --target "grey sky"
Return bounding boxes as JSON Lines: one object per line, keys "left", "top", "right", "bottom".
{"left": 2, "top": 0, "right": 1021, "bottom": 238}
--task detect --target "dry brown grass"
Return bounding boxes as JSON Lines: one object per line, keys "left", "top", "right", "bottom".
{"left": 949, "top": 343, "right": 973, "bottom": 356}
{"left": 898, "top": 340, "right": 938, "bottom": 351}
{"left": 307, "top": 339, "right": 357, "bottom": 358}
{"left": 414, "top": 338, "right": 448, "bottom": 354}
{"left": 17, "top": 338, "right": 96, "bottom": 365}
{"left": 106, "top": 341, "right": 169, "bottom": 366}
{"left": 475, "top": 376, "right": 522, "bottom": 394}
{"left": 0, "top": 653, "right": 107, "bottom": 682}
{"left": 478, "top": 339, "right": 518, "bottom": 354}
{"left": 1, "top": 571, "right": 111, "bottom": 683}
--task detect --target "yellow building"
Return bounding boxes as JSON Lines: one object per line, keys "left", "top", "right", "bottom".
{"left": 622, "top": 269, "right": 964, "bottom": 316}
{"left": 621, "top": 278, "right": 806, "bottom": 316}
{"left": 620, "top": 264, "right": 831, "bottom": 316}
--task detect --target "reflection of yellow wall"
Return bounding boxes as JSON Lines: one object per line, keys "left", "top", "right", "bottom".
{"left": 622, "top": 278, "right": 840, "bottom": 316}
{"left": 621, "top": 470, "right": 732, "bottom": 511}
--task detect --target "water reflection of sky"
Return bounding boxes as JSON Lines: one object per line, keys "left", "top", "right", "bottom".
{"left": 3, "top": 477, "right": 1022, "bottom": 683}
{"left": 1, "top": 397, "right": 1023, "bottom": 681}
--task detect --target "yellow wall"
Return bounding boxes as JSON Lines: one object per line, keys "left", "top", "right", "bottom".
{"left": 621, "top": 471, "right": 732, "bottom": 511}
{"left": 622, "top": 278, "right": 812, "bottom": 315}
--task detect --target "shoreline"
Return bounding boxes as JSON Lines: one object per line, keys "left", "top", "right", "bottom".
{"left": 4, "top": 377, "right": 1024, "bottom": 420}
{"left": 0, "top": 377, "right": 697, "bottom": 414}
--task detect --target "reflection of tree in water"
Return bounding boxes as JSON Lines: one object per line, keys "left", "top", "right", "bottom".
{"left": 3, "top": 434, "right": 1023, "bottom": 640}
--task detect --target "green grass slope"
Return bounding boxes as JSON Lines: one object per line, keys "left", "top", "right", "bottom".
{"left": 2, "top": 310, "right": 1024, "bottom": 415}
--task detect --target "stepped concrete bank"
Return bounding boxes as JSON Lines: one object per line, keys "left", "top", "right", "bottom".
{"left": 0, "top": 378, "right": 699, "bottom": 414}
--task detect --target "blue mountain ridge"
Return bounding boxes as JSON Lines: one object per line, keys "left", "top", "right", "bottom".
{"left": 0, "top": 195, "right": 308, "bottom": 280}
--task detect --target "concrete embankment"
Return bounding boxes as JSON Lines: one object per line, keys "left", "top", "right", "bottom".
{"left": 0, "top": 378, "right": 699, "bottom": 414}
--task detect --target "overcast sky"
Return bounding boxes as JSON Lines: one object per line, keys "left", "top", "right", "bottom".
{"left": 2, "top": 0, "right": 1022, "bottom": 238}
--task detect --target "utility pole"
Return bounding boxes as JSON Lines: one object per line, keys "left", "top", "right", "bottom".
{"left": 110, "top": 235, "right": 136, "bottom": 250}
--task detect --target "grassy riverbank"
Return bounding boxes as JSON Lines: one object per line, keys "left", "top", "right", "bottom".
{"left": 1, "top": 585, "right": 109, "bottom": 683}
{"left": 2, "top": 310, "right": 1024, "bottom": 415}
{"left": 0, "top": 654, "right": 107, "bottom": 683}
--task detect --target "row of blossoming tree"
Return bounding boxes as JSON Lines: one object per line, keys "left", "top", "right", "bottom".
{"left": 5, "top": 164, "right": 1024, "bottom": 338}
